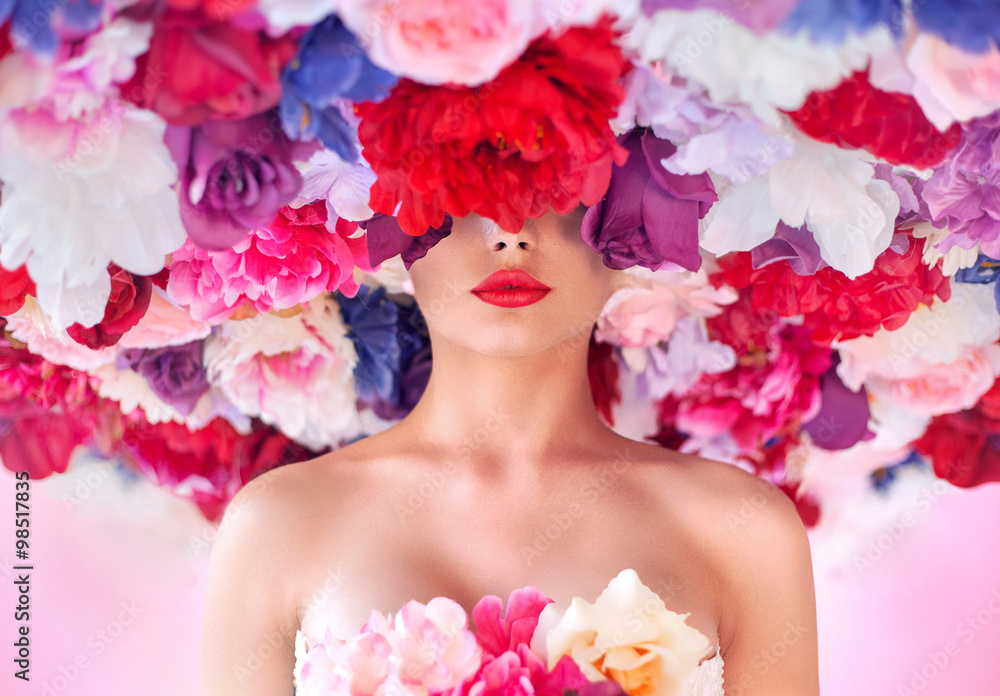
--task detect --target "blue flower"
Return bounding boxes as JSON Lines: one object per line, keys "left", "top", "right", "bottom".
{"left": 955, "top": 255, "right": 1000, "bottom": 315}
{"left": 1, "top": 0, "right": 103, "bottom": 56}
{"left": 279, "top": 15, "right": 397, "bottom": 161}
{"left": 871, "top": 451, "right": 926, "bottom": 495}
{"left": 780, "top": 0, "right": 902, "bottom": 42}
{"left": 337, "top": 285, "right": 429, "bottom": 414}
{"left": 912, "top": 0, "right": 1000, "bottom": 54}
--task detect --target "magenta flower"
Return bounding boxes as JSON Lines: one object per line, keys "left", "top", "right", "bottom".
{"left": 166, "top": 203, "right": 367, "bottom": 323}
{"left": 166, "top": 111, "right": 303, "bottom": 251}
{"left": 471, "top": 587, "right": 552, "bottom": 659}
{"left": 582, "top": 128, "right": 716, "bottom": 273}
{"left": 464, "top": 646, "right": 589, "bottom": 696}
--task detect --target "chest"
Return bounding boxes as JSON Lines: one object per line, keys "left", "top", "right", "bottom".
{"left": 292, "top": 484, "right": 722, "bottom": 661}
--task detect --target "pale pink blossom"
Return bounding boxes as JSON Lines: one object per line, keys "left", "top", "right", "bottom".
{"left": 595, "top": 268, "right": 737, "bottom": 347}
{"left": 117, "top": 287, "right": 212, "bottom": 349}
{"left": 337, "top": 0, "right": 543, "bottom": 86}
{"left": 202, "top": 297, "right": 362, "bottom": 449}
{"left": 296, "top": 597, "right": 481, "bottom": 696}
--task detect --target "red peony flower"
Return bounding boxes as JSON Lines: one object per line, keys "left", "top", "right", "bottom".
{"left": 0, "top": 23, "right": 11, "bottom": 60}
{"left": 67, "top": 265, "right": 153, "bottom": 349}
{"left": 356, "top": 18, "right": 629, "bottom": 236}
{"left": 913, "top": 378, "right": 1000, "bottom": 488}
{"left": 786, "top": 70, "right": 962, "bottom": 169}
{"left": 117, "top": 415, "right": 314, "bottom": 521}
{"left": 122, "top": 7, "right": 298, "bottom": 126}
{"left": 711, "top": 235, "right": 951, "bottom": 345}
{"left": 0, "top": 261, "right": 35, "bottom": 315}
{"left": 0, "top": 337, "right": 117, "bottom": 478}
{"left": 588, "top": 331, "right": 621, "bottom": 428}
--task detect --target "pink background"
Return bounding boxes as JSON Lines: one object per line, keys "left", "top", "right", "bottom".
{"left": 2, "top": 459, "right": 999, "bottom": 695}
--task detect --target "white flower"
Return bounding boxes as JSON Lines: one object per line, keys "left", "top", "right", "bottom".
{"left": 834, "top": 283, "right": 1000, "bottom": 417}
{"left": 909, "top": 221, "right": 980, "bottom": 277}
{"left": 256, "top": 0, "right": 341, "bottom": 32}
{"left": 700, "top": 135, "right": 899, "bottom": 279}
{"left": 297, "top": 149, "right": 377, "bottom": 223}
{"left": 624, "top": 9, "right": 894, "bottom": 125}
{"left": 0, "top": 103, "right": 185, "bottom": 329}
{"left": 531, "top": 569, "right": 710, "bottom": 696}
{"left": 203, "top": 297, "right": 363, "bottom": 449}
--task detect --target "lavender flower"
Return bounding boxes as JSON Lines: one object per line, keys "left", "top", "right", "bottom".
{"left": 118, "top": 340, "right": 210, "bottom": 417}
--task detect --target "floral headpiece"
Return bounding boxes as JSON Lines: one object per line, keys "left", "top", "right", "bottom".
{"left": 6, "top": 0, "right": 1000, "bottom": 520}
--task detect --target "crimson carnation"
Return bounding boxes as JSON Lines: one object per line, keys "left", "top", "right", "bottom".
{"left": 711, "top": 236, "right": 951, "bottom": 345}
{"left": 117, "top": 415, "right": 314, "bottom": 521}
{"left": 356, "top": 18, "right": 629, "bottom": 236}
{"left": 913, "top": 378, "right": 1000, "bottom": 488}
{"left": 0, "top": 261, "right": 35, "bottom": 315}
{"left": 786, "top": 70, "right": 962, "bottom": 169}
{"left": 67, "top": 265, "right": 153, "bottom": 349}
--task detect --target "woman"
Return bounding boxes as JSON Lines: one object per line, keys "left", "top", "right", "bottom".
{"left": 200, "top": 206, "right": 820, "bottom": 695}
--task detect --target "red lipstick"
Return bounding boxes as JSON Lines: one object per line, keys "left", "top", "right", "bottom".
{"left": 471, "top": 269, "right": 551, "bottom": 308}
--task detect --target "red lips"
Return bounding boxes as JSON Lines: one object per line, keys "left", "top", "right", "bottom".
{"left": 472, "top": 269, "right": 549, "bottom": 291}
{"left": 471, "top": 269, "right": 551, "bottom": 308}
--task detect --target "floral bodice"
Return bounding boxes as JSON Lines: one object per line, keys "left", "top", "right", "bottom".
{"left": 293, "top": 569, "right": 724, "bottom": 696}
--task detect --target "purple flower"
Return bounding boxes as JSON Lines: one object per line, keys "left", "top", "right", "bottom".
{"left": 117, "top": 341, "right": 210, "bottom": 417}
{"left": 922, "top": 113, "right": 1000, "bottom": 258}
{"left": 751, "top": 222, "right": 829, "bottom": 275}
{"left": 165, "top": 110, "right": 303, "bottom": 251}
{"left": 800, "top": 356, "right": 874, "bottom": 451}
{"left": 581, "top": 128, "right": 716, "bottom": 273}
{"left": 359, "top": 213, "right": 454, "bottom": 269}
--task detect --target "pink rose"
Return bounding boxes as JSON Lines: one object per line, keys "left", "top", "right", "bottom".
{"left": 337, "top": 0, "right": 542, "bottom": 86}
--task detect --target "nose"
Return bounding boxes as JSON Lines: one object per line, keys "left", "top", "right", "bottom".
{"left": 483, "top": 218, "right": 536, "bottom": 253}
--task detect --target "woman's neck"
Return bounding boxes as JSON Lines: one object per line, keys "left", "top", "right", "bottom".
{"left": 393, "top": 333, "right": 617, "bottom": 477}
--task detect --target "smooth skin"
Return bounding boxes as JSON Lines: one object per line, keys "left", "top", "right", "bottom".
{"left": 201, "top": 208, "right": 820, "bottom": 696}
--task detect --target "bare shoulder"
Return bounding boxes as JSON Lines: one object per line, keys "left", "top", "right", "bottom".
{"left": 623, "top": 442, "right": 799, "bottom": 538}
{"left": 630, "top": 444, "right": 818, "bottom": 692}
{"left": 201, "top": 453, "right": 358, "bottom": 696}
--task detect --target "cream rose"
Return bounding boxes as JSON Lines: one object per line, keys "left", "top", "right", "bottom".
{"left": 530, "top": 569, "right": 710, "bottom": 696}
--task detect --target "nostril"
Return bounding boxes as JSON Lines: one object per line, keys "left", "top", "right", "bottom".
{"left": 519, "top": 241, "right": 529, "bottom": 249}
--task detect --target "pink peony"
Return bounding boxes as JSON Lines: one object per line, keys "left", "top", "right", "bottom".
{"left": 117, "top": 287, "right": 212, "bottom": 349}
{"left": 903, "top": 33, "right": 1000, "bottom": 131}
{"left": 386, "top": 598, "right": 483, "bottom": 692}
{"left": 337, "top": 0, "right": 543, "bottom": 86}
{"left": 166, "top": 203, "right": 369, "bottom": 323}
{"left": 862, "top": 344, "right": 1000, "bottom": 418}
{"left": 595, "top": 269, "right": 738, "bottom": 347}
{"left": 202, "top": 297, "right": 363, "bottom": 450}
{"left": 669, "top": 309, "right": 832, "bottom": 453}
{"left": 297, "top": 627, "right": 393, "bottom": 696}
{"left": 463, "top": 645, "right": 589, "bottom": 696}
{"left": 464, "top": 588, "right": 591, "bottom": 696}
